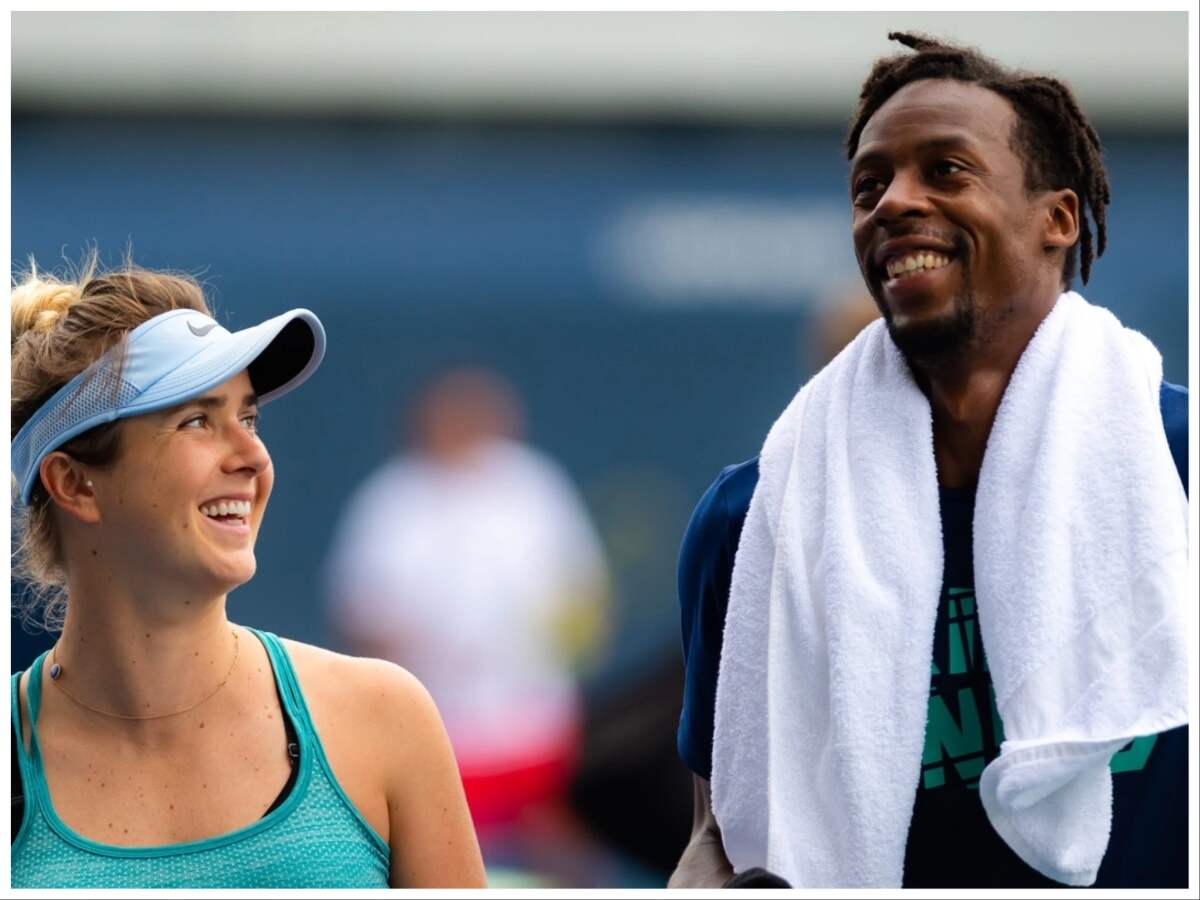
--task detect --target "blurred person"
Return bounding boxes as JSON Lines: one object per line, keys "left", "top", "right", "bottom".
{"left": 9, "top": 258, "right": 486, "bottom": 889}
{"left": 671, "top": 33, "right": 1188, "bottom": 889}
{"left": 809, "top": 284, "right": 882, "bottom": 369}
{"left": 324, "top": 367, "right": 611, "bottom": 879}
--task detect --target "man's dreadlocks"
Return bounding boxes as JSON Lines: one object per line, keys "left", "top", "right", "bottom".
{"left": 845, "top": 32, "right": 1110, "bottom": 287}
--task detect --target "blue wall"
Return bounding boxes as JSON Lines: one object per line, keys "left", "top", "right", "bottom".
{"left": 11, "top": 117, "right": 1189, "bottom": 684}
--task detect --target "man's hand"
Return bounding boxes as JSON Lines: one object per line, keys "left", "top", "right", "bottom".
{"left": 667, "top": 775, "right": 733, "bottom": 888}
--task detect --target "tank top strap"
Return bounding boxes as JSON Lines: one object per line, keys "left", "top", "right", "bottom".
{"left": 19, "top": 652, "right": 50, "bottom": 734}
{"left": 11, "top": 668, "right": 30, "bottom": 765}
{"left": 24, "top": 650, "right": 49, "bottom": 727}
{"left": 11, "top": 670, "right": 24, "bottom": 742}
{"left": 248, "top": 629, "right": 317, "bottom": 738}
{"left": 12, "top": 652, "right": 50, "bottom": 835}
{"left": 246, "top": 629, "right": 390, "bottom": 861}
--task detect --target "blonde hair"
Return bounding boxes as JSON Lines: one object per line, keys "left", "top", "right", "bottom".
{"left": 11, "top": 253, "right": 212, "bottom": 630}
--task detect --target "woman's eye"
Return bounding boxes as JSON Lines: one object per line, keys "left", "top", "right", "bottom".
{"left": 181, "top": 415, "right": 206, "bottom": 429}
{"left": 241, "top": 413, "right": 259, "bottom": 431}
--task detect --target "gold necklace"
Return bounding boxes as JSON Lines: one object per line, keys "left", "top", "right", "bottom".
{"left": 48, "top": 630, "right": 239, "bottom": 721}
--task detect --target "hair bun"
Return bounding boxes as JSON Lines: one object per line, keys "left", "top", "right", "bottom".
{"left": 11, "top": 274, "right": 83, "bottom": 341}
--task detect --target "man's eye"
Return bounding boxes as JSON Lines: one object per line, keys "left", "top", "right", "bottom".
{"left": 241, "top": 413, "right": 259, "bottom": 431}
{"left": 180, "top": 414, "right": 205, "bottom": 429}
{"left": 932, "top": 160, "right": 964, "bottom": 178}
{"left": 854, "top": 176, "right": 883, "bottom": 196}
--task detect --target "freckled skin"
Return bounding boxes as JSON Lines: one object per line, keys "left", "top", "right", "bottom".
{"left": 22, "top": 366, "right": 485, "bottom": 884}
{"left": 20, "top": 374, "right": 290, "bottom": 851}
{"left": 84, "top": 370, "right": 273, "bottom": 603}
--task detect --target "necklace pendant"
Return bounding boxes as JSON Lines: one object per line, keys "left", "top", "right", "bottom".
{"left": 49, "top": 662, "right": 62, "bottom": 680}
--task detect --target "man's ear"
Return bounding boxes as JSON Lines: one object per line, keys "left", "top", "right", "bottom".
{"left": 1043, "top": 188, "right": 1080, "bottom": 250}
{"left": 38, "top": 452, "right": 101, "bottom": 525}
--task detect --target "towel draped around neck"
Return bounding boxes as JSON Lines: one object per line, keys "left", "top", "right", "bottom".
{"left": 711, "top": 292, "right": 1189, "bottom": 887}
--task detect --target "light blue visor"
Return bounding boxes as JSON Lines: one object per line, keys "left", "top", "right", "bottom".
{"left": 11, "top": 307, "right": 325, "bottom": 504}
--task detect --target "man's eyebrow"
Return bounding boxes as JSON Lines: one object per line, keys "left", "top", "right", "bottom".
{"left": 851, "top": 134, "right": 980, "bottom": 171}
{"left": 920, "top": 135, "right": 979, "bottom": 154}
{"left": 850, "top": 149, "right": 887, "bottom": 173}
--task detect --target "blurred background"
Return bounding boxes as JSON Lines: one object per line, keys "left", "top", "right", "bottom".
{"left": 9, "top": 11, "right": 1190, "bottom": 887}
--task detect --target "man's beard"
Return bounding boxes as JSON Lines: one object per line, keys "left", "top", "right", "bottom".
{"left": 872, "top": 249, "right": 978, "bottom": 369}
{"left": 883, "top": 290, "right": 976, "bottom": 368}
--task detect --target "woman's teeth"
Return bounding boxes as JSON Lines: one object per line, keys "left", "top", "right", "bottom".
{"left": 886, "top": 252, "right": 951, "bottom": 280}
{"left": 201, "top": 500, "right": 251, "bottom": 519}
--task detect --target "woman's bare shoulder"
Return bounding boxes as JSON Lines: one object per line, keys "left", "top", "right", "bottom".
{"left": 278, "top": 638, "right": 444, "bottom": 750}
{"left": 236, "top": 635, "right": 484, "bottom": 883}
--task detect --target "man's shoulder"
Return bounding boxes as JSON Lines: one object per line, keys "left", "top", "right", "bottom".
{"left": 1160, "top": 381, "right": 1188, "bottom": 494}
{"left": 685, "top": 457, "right": 760, "bottom": 548}
{"left": 680, "top": 379, "right": 1186, "bottom": 563}
{"left": 677, "top": 457, "right": 760, "bottom": 636}
{"left": 688, "top": 382, "right": 1185, "bottom": 517}
{"left": 1160, "top": 381, "right": 1187, "bottom": 436}
{"left": 677, "top": 457, "right": 760, "bottom": 780}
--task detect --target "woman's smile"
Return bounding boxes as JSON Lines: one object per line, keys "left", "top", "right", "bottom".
{"left": 198, "top": 496, "right": 255, "bottom": 535}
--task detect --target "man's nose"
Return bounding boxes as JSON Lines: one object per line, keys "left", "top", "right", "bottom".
{"left": 872, "top": 169, "right": 932, "bottom": 225}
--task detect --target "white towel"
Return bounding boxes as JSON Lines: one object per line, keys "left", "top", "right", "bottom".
{"left": 711, "top": 291, "right": 1189, "bottom": 887}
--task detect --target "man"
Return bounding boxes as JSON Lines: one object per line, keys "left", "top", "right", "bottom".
{"left": 671, "top": 33, "right": 1188, "bottom": 888}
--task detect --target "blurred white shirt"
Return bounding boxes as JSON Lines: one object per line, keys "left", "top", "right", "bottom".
{"left": 325, "top": 438, "right": 607, "bottom": 768}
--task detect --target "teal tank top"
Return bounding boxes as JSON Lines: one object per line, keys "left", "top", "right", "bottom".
{"left": 10, "top": 629, "right": 391, "bottom": 888}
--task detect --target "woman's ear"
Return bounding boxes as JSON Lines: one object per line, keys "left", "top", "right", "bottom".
{"left": 39, "top": 452, "right": 101, "bottom": 525}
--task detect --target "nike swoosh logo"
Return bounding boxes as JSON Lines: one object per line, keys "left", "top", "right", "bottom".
{"left": 187, "top": 321, "right": 218, "bottom": 338}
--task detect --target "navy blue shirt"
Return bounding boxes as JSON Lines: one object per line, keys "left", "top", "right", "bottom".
{"left": 678, "top": 382, "right": 1189, "bottom": 888}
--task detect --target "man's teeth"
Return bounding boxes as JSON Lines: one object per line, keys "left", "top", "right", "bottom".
{"left": 886, "top": 252, "right": 951, "bottom": 279}
{"left": 201, "top": 500, "right": 251, "bottom": 518}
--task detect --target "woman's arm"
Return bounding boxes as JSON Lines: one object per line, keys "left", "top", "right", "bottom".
{"left": 374, "top": 665, "right": 487, "bottom": 888}
{"left": 284, "top": 641, "right": 486, "bottom": 888}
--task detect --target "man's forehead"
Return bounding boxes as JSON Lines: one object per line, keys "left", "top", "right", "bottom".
{"left": 855, "top": 79, "right": 1016, "bottom": 159}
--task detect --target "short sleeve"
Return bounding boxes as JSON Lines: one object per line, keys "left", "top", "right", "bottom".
{"left": 1159, "top": 381, "right": 1188, "bottom": 497}
{"left": 676, "top": 458, "right": 759, "bottom": 779}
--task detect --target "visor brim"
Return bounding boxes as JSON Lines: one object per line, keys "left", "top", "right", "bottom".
{"left": 126, "top": 309, "right": 326, "bottom": 416}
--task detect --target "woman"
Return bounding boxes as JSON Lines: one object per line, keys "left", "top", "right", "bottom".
{"left": 9, "top": 259, "right": 487, "bottom": 888}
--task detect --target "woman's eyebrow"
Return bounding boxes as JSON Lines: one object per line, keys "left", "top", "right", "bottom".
{"left": 179, "top": 392, "right": 260, "bottom": 411}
